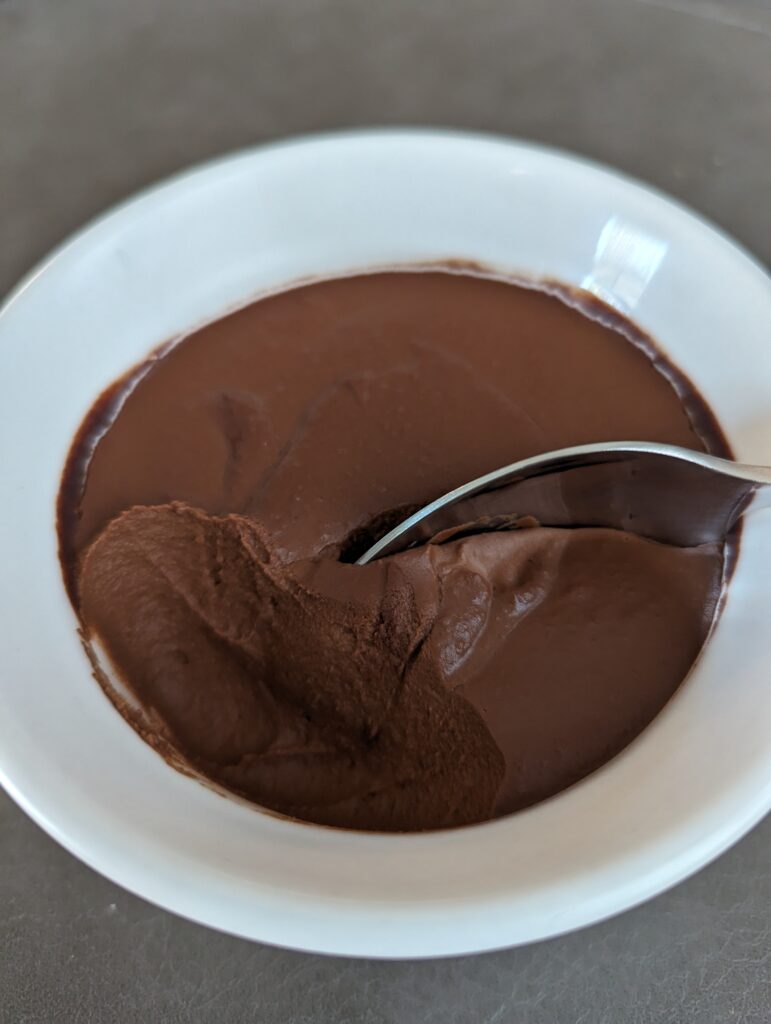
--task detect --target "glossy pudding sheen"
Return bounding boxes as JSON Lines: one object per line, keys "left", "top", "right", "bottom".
{"left": 59, "top": 270, "right": 729, "bottom": 831}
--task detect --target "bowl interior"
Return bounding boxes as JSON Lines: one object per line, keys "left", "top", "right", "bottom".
{"left": 1, "top": 131, "right": 770, "bottom": 957}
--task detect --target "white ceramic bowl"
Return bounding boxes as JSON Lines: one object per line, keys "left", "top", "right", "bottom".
{"left": 1, "top": 131, "right": 770, "bottom": 959}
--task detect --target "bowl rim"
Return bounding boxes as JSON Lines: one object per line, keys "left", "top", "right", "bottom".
{"left": 4, "top": 127, "right": 769, "bottom": 317}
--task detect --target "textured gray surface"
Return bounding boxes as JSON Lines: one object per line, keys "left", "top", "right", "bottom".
{"left": 1, "top": 0, "right": 770, "bottom": 1020}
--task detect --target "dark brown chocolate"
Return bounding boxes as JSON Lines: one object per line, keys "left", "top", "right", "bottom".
{"left": 59, "top": 270, "right": 730, "bottom": 831}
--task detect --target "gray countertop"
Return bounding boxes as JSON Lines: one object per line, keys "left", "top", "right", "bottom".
{"left": 1, "top": 1, "right": 769, "bottom": 1020}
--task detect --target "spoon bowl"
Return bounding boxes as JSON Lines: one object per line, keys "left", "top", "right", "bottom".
{"left": 357, "top": 441, "right": 771, "bottom": 563}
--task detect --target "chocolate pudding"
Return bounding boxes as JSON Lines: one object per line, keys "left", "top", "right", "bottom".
{"left": 58, "top": 270, "right": 729, "bottom": 831}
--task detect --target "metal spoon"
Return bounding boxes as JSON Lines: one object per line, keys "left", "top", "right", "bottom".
{"left": 356, "top": 441, "right": 771, "bottom": 564}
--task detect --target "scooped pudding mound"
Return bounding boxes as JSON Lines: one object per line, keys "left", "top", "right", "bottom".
{"left": 59, "top": 270, "right": 728, "bottom": 831}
